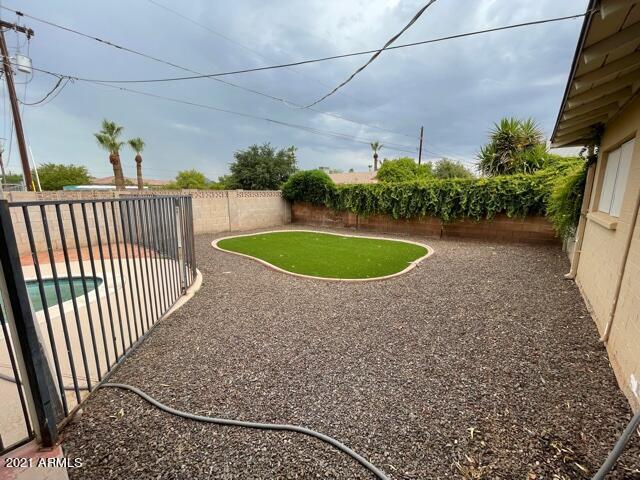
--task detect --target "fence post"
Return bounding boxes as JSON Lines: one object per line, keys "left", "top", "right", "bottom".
{"left": 174, "top": 199, "right": 186, "bottom": 293}
{"left": 0, "top": 200, "right": 59, "bottom": 447}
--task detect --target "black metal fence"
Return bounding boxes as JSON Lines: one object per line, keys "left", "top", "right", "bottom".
{"left": 0, "top": 195, "right": 196, "bottom": 453}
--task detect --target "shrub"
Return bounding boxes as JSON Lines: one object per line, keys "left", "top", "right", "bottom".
{"left": 288, "top": 156, "right": 583, "bottom": 228}
{"left": 546, "top": 161, "right": 587, "bottom": 239}
{"left": 433, "top": 159, "right": 474, "bottom": 179}
{"left": 229, "top": 143, "right": 297, "bottom": 190}
{"left": 175, "top": 169, "right": 207, "bottom": 189}
{"left": 328, "top": 174, "right": 551, "bottom": 222}
{"left": 376, "top": 157, "right": 432, "bottom": 182}
{"left": 282, "top": 169, "right": 336, "bottom": 205}
{"left": 477, "top": 118, "right": 548, "bottom": 175}
{"left": 35, "top": 163, "right": 90, "bottom": 191}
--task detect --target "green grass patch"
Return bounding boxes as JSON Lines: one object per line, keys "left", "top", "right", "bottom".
{"left": 216, "top": 231, "right": 428, "bottom": 279}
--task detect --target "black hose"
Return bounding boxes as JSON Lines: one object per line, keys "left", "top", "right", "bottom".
{"left": 99, "top": 383, "right": 390, "bottom": 480}
{"left": 99, "top": 383, "right": 640, "bottom": 480}
{"left": 591, "top": 409, "right": 640, "bottom": 480}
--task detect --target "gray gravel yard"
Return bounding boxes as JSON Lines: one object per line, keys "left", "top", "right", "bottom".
{"left": 63, "top": 228, "right": 640, "bottom": 479}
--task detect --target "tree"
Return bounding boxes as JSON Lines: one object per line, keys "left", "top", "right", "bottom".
{"left": 282, "top": 169, "right": 336, "bottom": 205}
{"left": 433, "top": 159, "right": 473, "bottom": 179}
{"left": 370, "top": 141, "right": 383, "bottom": 171}
{"left": 34, "top": 163, "right": 90, "bottom": 191}
{"left": 229, "top": 143, "right": 297, "bottom": 190}
{"left": 128, "top": 137, "right": 146, "bottom": 190}
{"left": 94, "top": 119, "right": 125, "bottom": 189}
{"left": 376, "top": 157, "right": 432, "bottom": 182}
{"left": 477, "top": 117, "right": 547, "bottom": 176}
{"left": 1, "top": 171, "right": 22, "bottom": 185}
{"left": 174, "top": 169, "right": 207, "bottom": 189}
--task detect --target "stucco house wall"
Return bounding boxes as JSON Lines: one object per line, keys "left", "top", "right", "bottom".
{"left": 575, "top": 96, "right": 640, "bottom": 409}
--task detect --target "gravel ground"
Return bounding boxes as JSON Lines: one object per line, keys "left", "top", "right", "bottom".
{"left": 62, "top": 227, "right": 640, "bottom": 479}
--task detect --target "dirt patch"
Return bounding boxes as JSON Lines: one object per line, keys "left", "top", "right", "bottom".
{"left": 62, "top": 227, "right": 640, "bottom": 479}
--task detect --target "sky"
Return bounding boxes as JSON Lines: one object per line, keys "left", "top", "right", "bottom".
{"left": 1, "top": 0, "right": 588, "bottom": 181}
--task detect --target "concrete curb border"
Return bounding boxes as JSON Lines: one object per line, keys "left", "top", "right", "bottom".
{"left": 164, "top": 268, "right": 203, "bottom": 317}
{"left": 211, "top": 229, "right": 434, "bottom": 282}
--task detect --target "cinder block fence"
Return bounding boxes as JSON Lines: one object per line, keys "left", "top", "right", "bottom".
{"left": 2, "top": 190, "right": 290, "bottom": 256}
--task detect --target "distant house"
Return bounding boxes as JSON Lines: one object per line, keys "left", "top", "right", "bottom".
{"left": 90, "top": 176, "right": 171, "bottom": 187}
{"left": 551, "top": 0, "right": 640, "bottom": 409}
{"left": 328, "top": 171, "right": 378, "bottom": 184}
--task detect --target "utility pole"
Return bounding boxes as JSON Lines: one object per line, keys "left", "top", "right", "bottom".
{"left": 418, "top": 126, "right": 424, "bottom": 165}
{"left": 0, "top": 20, "right": 35, "bottom": 191}
{"left": 0, "top": 148, "right": 6, "bottom": 180}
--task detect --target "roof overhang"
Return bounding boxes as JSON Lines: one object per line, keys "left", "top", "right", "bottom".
{"left": 551, "top": 0, "right": 640, "bottom": 148}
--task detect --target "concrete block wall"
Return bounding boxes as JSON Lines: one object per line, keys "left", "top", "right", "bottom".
{"left": 3, "top": 189, "right": 290, "bottom": 256}
{"left": 292, "top": 202, "right": 560, "bottom": 245}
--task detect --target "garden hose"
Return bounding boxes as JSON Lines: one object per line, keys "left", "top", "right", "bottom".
{"left": 100, "top": 383, "right": 640, "bottom": 480}
{"left": 99, "top": 383, "right": 390, "bottom": 480}
{"left": 591, "top": 409, "right": 640, "bottom": 480}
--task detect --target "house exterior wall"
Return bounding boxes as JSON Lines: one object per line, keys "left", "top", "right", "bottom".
{"left": 2, "top": 190, "right": 290, "bottom": 256}
{"left": 575, "top": 96, "right": 640, "bottom": 410}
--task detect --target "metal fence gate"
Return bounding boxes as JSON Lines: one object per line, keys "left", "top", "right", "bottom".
{"left": 0, "top": 195, "right": 196, "bottom": 453}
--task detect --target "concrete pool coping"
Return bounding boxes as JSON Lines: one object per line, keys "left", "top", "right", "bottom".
{"left": 211, "top": 229, "right": 435, "bottom": 282}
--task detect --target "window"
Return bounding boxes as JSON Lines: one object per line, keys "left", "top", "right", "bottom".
{"left": 598, "top": 138, "right": 635, "bottom": 217}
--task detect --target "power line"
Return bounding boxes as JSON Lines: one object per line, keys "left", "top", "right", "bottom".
{"left": 18, "top": 74, "right": 70, "bottom": 105}
{"left": 0, "top": 5, "right": 417, "bottom": 140}
{"left": 19, "top": 61, "right": 420, "bottom": 153}
{"left": 145, "top": 0, "right": 407, "bottom": 133}
{"left": 304, "top": 0, "right": 437, "bottom": 108}
{"left": 80, "top": 80, "right": 419, "bottom": 155}
{"left": 18, "top": 11, "right": 590, "bottom": 84}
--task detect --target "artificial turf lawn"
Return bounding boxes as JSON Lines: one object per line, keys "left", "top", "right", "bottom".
{"left": 216, "top": 231, "right": 428, "bottom": 279}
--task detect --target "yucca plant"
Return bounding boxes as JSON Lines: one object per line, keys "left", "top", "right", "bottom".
{"left": 128, "top": 137, "right": 146, "bottom": 190}
{"left": 94, "top": 119, "right": 125, "bottom": 190}
{"left": 477, "top": 117, "right": 546, "bottom": 176}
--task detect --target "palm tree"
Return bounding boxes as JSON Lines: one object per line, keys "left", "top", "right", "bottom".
{"left": 128, "top": 137, "right": 146, "bottom": 190}
{"left": 370, "top": 141, "right": 383, "bottom": 171}
{"left": 94, "top": 119, "right": 125, "bottom": 190}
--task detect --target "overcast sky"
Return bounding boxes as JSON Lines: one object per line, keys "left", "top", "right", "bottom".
{"left": 1, "top": 0, "right": 588, "bottom": 181}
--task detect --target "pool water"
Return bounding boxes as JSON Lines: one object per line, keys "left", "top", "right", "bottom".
{"left": 26, "top": 277, "right": 103, "bottom": 312}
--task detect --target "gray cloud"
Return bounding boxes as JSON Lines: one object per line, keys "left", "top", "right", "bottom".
{"left": 2, "top": 0, "right": 588, "bottom": 180}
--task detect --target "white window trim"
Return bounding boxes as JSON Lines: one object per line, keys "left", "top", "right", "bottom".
{"left": 597, "top": 138, "right": 635, "bottom": 218}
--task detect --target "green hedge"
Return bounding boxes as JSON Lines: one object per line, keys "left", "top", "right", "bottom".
{"left": 546, "top": 162, "right": 587, "bottom": 239}
{"left": 282, "top": 158, "right": 584, "bottom": 234}
{"left": 282, "top": 169, "right": 336, "bottom": 205}
{"left": 326, "top": 175, "right": 552, "bottom": 222}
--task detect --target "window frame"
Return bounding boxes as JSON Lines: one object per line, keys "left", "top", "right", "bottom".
{"left": 596, "top": 138, "right": 635, "bottom": 219}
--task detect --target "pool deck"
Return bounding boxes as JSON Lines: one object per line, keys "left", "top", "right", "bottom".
{"left": 60, "top": 227, "right": 639, "bottom": 478}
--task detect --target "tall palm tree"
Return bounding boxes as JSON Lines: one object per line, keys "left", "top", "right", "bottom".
{"left": 94, "top": 119, "right": 125, "bottom": 190}
{"left": 370, "top": 141, "right": 383, "bottom": 171}
{"left": 128, "top": 137, "right": 146, "bottom": 190}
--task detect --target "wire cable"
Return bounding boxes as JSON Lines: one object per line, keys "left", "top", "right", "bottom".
{"left": 0, "top": 5, "right": 417, "bottom": 141}
{"left": 10, "top": 11, "right": 590, "bottom": 84}
{"left": 145, "top": 0, "right": 414, "bottom": 139}
{"left": 17, "top": 74, "right": 69, "bottom": 106}
{"left": 304, "top": 0, "right": 437, "bottom": 108}
{"left": 99, "top": 383, "right": 390, "bottom": 480}
{"left": 81, "top": 79, "right": 419, "bottom": 155}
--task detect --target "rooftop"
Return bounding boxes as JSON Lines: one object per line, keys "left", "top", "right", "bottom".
{"left": 551, "top": 0, "right": 640, "bottom": 147}
{"left": 328, "top": 171, "right": 378, "bottom": 184}
{"left": 90, "top": 176, "right": 171, "bottom": 186}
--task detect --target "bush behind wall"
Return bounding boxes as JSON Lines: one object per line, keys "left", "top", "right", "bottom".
{"left": 282, "top": 158, "right": 583, "bottom": 234}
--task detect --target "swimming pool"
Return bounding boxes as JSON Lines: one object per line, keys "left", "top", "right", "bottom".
{"left": 26, "top": 277, "right": 103, "bottom": 312}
